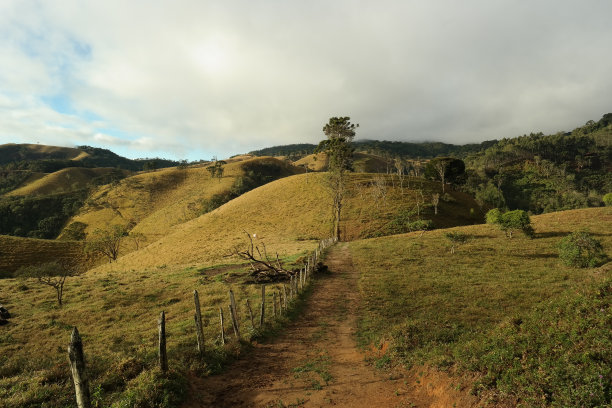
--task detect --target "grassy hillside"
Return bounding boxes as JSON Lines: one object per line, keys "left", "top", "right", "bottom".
{"left": 294, "top": 151, "right": 398, "bottom": 173}
{"left": 5, "top": 167, "right": 130, "bottom": 197}
{"left": 0, "top": 235, "right": 92, "bottom": 278}
{"left": 350, "top": 207, "right": 611, "bottom": 406}
{"left": 60, "top": 157, "right": 299, "bottom": 243}
{"left": 95, "top": 172, "right": 479, "bottom": 272}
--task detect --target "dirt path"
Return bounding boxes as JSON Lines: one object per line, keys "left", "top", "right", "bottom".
{"left": 182, "top": 244, "right": 465, "bottom": 408}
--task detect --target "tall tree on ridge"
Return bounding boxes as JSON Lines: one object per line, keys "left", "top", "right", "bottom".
{"left": 316, "top": 116, "right": 358, "bottom": 241}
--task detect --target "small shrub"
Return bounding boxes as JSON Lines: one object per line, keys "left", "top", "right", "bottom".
{"left": 557, "top": 231, "right": 607, "bottom": 268}
{"left": 445, "top": 232, "right": 469, "bottom": 254}
{"left": 485, "top": 208, "right": 502, "bottom": 225}
{"left": 604, "top": 193, "right": 612, "bottom": 207}
{"left": 112, "top": 368, "right": 186, "bottom": 408}
{"left": 486, "top": 209, "right": 533, "bottom": 238}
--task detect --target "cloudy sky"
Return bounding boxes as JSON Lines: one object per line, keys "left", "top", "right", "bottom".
{"left": 1, "top": 1, "right": 611, "bottom": 161}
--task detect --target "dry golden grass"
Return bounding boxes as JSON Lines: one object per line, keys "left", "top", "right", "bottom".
{"left": 0, "top": 235, "right": 92, "bottom": 277}
{"left": 91, "top": 172, "right": 479, "bottom": 272}
{"left": 294, "top": 152, "right": 391, "bottom": 173}
{"left": 59, "top": 162, "right": 243, "bottom": 241}
{"left": 293, "top": 152, "right": 328, "bottom": 171}
{"left": 6, "top": 167, "right": 129, "bottom": 197}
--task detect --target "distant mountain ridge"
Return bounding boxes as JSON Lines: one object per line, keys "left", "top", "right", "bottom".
{"left": 0, "top": 143, "right": 178, "bottom": 172}
{"left": 249, "top": 140, "right": 498, "bottom": 160}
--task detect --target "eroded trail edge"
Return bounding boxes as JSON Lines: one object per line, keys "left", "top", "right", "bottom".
{"left": 183, "top": 243, "right": 412, "bottom": 407}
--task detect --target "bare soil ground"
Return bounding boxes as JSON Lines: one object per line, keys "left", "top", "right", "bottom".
{"left": 182, "top": 243, "right": 479, "bottom": 408}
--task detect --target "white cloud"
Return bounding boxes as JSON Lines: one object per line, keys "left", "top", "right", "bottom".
{"left": 0, "top": 0, "right": 611, "bottom": 160}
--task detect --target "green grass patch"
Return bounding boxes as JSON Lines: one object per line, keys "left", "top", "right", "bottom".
{"left": 350, "top": 207, "right": 611, "bottom": 406}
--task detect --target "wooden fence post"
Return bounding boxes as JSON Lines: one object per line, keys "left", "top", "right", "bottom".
{"left": 283, "top": 284, "right": 288, "bottom": 309}
{"left": 272, "top": 292, "right": 278, "bottom": 317}
{"left": 193, "top": 290, "right": 205, "bottom": 355}
{"left": 246, "top": 299, "right": 255, "bottom": 329}
{"left": 228, "top": 290, "right": 241, "bottom": 339}
{"left": 299, "top": 269, "right": 303, "bottom": 291}
{"left": 229, "top": 304, "right": 241, "bottom": 339}
{"left": 68, "top": 327, "right": 91, "bottom": 408}
{"left": 289, "top": 276, "right": 294, "bottom": 300}
{"left": 219, "top": 307, "right": 226, "bottom": 345}
{"left": 158, "top": 311, "right": 168, "bottom": 372}
{"left": 259, "top": 285, "right": 266, "bottom": 327}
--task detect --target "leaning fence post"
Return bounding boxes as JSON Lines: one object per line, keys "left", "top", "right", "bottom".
{"left": 219, "top": 307, "right": 226, "bottom": 345}
{"left": 299, "top": 269, "right": 303, "bottom": 291}
{"left": 273, "top": 292, "right": 277, "bottom": 317}
{"left": 228, "top": 290, "right": 241, "bottom": 339}
{"left": 68, "top": 327, "right": 91, "bottom": 408}
{"left": 289, "top": 276, "right": 294, "bottom": 300}
{"left": 246, "top": 299, "right": 255, "bottom": 329}
{"left": 193, "top": 290, "right": 205, "bottom": 355}
{"left": 283, "top": 284, "right": 288, "bottom": 309}
{"left": 259, "top": 285, "right": 266, "bottom": 327}
{"left": 229, "top": 304, "right": 241, "bottom": 339}
{"left": 158, "top": 311, "right": 168, "bottom": 372}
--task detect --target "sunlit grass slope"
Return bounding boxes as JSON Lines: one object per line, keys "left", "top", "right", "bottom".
{"left": 101, "top": 173, "right": 480, "bottom": 271}
{"left": 5, "top": 167, "right": 129, "bottom": 197}
{"left": 350, "top": 207, "right": 611, "bottom": 406}
{"left": 59, "top": 157, "right": 273, "bottom": 242}
{"left": 293, "top": 152, "right": 389, "bottom": 173}
{"left": 0, "top": 235, "right": 91, "bottom": 277}
{"left": 0, "top": 241, "right": 297, "bottom": 407}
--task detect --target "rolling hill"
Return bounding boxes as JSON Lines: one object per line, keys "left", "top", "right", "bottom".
{"left": 59, "top": 156, "right": 301, "bottom": 244}
{"left": 5, "top": 167, "right": 130, "bottom": 197}
{"left": 89, "top": 171, "right": 481, "bottom": 272}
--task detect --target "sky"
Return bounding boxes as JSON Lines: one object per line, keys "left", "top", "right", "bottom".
{"left": 1, "top": 1, "right": 611, "bottom": 161}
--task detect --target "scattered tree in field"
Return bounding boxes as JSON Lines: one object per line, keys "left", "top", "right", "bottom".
{"left": 557, "top": 231, "right": 606, "bottom": 267}
{"left": 445, "top": 231, "right": 468, "bottom": 254}
{"left": 130, "top": 231, "right": 146, "bottom": 250}
{"left": 85, "top": 224, "right": 128, "bottom": 262}
{"left": 486, "top": 208, "right": 534, "bottom": 238}
{"left": 604, "top": 193, "right": 612, "bottom": 206}
{"left": 432, "top": 193, "right": 440, "bottom": 215}
{"left": 16, "top": 262, "right": 83, "bottom": 306}
{"left": 316, "top": 116, "right": 358, "bottom": 241}
{"left": 424, "top": 157, "right": 465, "bottom": 193}
{"left": 207, "top": 160, "right": 226, "bottom": 182}
{"left": 394, "top": 157, "right": 407, "bottom": 191}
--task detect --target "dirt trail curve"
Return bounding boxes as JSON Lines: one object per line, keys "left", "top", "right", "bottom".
{"left": 182, "top": 243, "right": 469, "bottom": 408}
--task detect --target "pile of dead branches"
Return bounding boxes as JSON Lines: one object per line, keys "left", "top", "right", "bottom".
{"left": 228, "top": 231, "right": 294, "bottom": 283}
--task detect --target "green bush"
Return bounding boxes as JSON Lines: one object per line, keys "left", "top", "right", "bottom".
{"left": 486, "top": 209, "right": 534, "bottom": 238}
{"left": 485, "top": 208, "right": 502, "bottom": 225}
{"left": 604, "top": 192, "right": 612, "bottom": 207}
{"left": 557, "top": 231, "right": 607, "bottom": 268}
